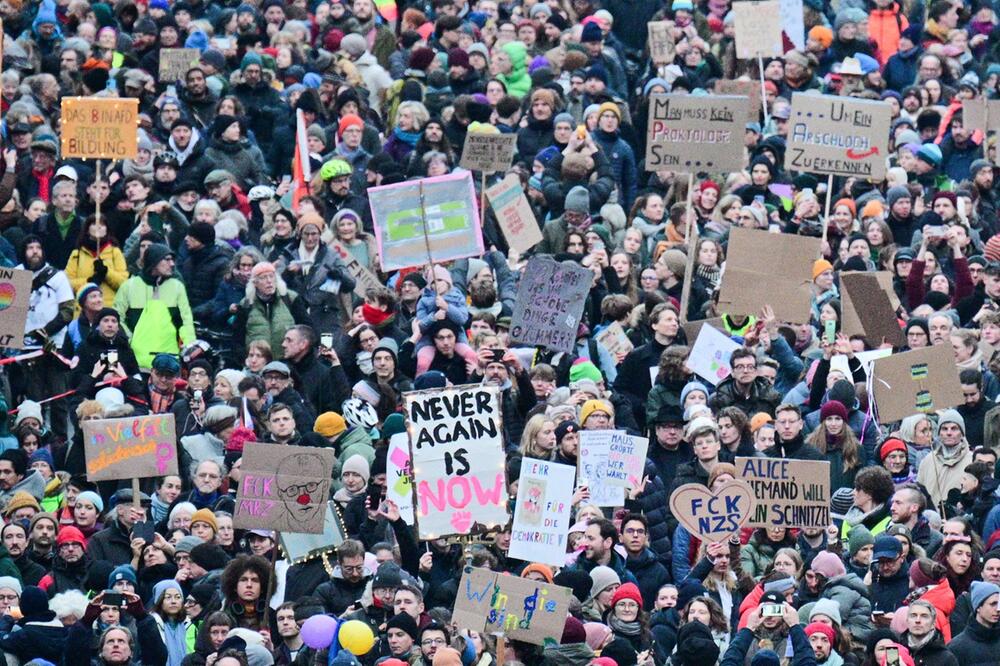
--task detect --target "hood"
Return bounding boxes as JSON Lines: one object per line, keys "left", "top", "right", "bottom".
{"left": 502, "top": 41, "right": 527, "bottom": 74}
{"left": 825, "top": 572, "right": 870, "bottom": 596}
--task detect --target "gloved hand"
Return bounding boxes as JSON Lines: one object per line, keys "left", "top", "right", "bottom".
{"left": 92, "top": 259, "right": 108, "bottom": 284}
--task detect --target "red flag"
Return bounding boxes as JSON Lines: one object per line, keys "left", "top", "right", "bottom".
{"left": 292, "top": 109, "right": 311, "bottom": 210}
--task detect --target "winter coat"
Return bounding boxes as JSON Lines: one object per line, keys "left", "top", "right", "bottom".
{"left": 280, "top": 243, "right": 355, "bottom": 333}
{"left": 540, "top": 150, "right": 616, "bottom": 218}
{"left": 708, "top": 376, "right": 782, "bottom": 417}
{"left": 947, "top": 619, "right": 1000, "bottom": 666}
{"left": 497, "top": 42, "right": 531, "bottom": 98}
{"left": 869, "top": 562, "right": 911, "bottom": 613}
{"left": 903, "top": 631, "right": 958, "bottom": 666}
{"left": 233, "top": 282, "right": 311, "bottom": 357}
{"left": 182, "top": 243, "right": 232, "bottom": 314}
{"left": 593, "top": 128, "right": 638, "bottom": 211}
{"left": 316, "top": 571, "right": 370, "bottom": 615}
{"left": 0, "top": 614, "right": 69, "bottom": 663}
{"left": 203, "top": 138, "right": 266, "bottom": 190}
{"left": 624, "top": 460, "right": 673, "bottom": 564}
{"left": 65, "top": 242, "right": 129, "bottom": 306}
{"left": 87, "top": 519, "right": 134, "bottom": 566}
{"left": 818, "top": 573, "right": 874, "bottom": 643}
{"left": 918, "top": 443, "right": 974, "bottom": 509}
{"left": 614, "top": 339, "right": 672, "bottom": 432}
{"left": 540, "top": 641, "right": 594, "bottom": 666}
{"left": 113, "top": 260, "right": 195, "bottom": 370}
{"left": 625, "top": 547, "right": 672, "bottom": 610}
{"left": 232, "top": 79, "right": 283, "bottom": 149}
{"left": 721, "top": 626, "right": 817, "bottom": 666}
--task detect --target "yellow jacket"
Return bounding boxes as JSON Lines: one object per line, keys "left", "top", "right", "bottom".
{"left": 65, "top": 242, "right": 130, "bottom": 307}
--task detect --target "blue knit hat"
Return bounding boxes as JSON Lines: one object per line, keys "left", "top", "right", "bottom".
{"left": 971, "top": 581, "right": 1000, "bottom": 611}
{"left": 76, "top": 282, "right": 102, "bottom": 306}
{"left": 241, "top": 51, "right": 263, "bottom": 70}
{"left": 108, "top": 564, "right": 137, "bottom": 588}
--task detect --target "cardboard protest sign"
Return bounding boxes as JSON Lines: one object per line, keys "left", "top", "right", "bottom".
{"left": 647, "top": 21, "right": 675, "bottom": 65}
{"left": 83, "top": 414, "right": 178, "bottom": 481}
{"left": 158, "top": 48, "right": 200, "bottom": 81}
{"left": 787, "top": 93, "right": 892, "bottom": 181}
{"left": 831, "top": 348, "right": 892, "bottom": 379}
{"left": 278, "top": 502, "right": 346, "bottom": 564}
{"left": 234, "top": 443, "right": 336, "bottom": 534}
{"left": 453, "top": 567, "right": 572, "bottom": 645}
{"left": 870, "top": 345, "right": 963, "bottom": 423}
{"left": 510, "top": 257, "right": 592, "bottom": 353}
{"left": 369, "top": 172, "right": 484, "bottom": 271}
{"left": 486, "top": 174, "right": 543, "bottom": 253}
{"left": 646, "top": 95, "right": 747, "bottom": 172}
{"left": 386, "top": 433, "right": 415, "bottom": 525}
{"left": 733, "top": 0, "right": 783, "bottom": 58}
{"left": 595, "top": 321, "right": 634, "bottom": 358}
{"left": 962, "top": 98, "right": 1000, "bottom": 133}
{"left": 682, "top": 317, "right": 727, "bottom": 346}
{"left": 714, "top": 79, "right": 760, "bottom": 123}
{"left": 717, "top": 228, "right": 820, "bottom": 324}
{"left": 736, "top": 457, "right": 831, "bottom": 528}
{"left": 60, "top": 97, "right": 139, "bottom": 159}
{"left": 578, "top": 430, "right": 626, "bottom": 506}
{"left": 669, "top": 481, "right": 756, "bottom": 543}
{"left": 604, "top": 431, "right": 649, "bottom": 488}
{"left": 780, "top": 0, "right": 805, "bottom": 48}
{"left": 0, "top": 267, "right": 31, "bottom": 348}
{"left": 839, "top": 272, "right": 904, "bottom": 347}
{"left": 404, "top": 385, "right": 508, "bottom": 538}
{"left": 460, "top": 133, "right": 517, "bottom": 172}
{"left": 509, "top": 459, "right": 576, "bottom": 566}
{"left": 328, "top": 238, "right": 382, "bottom": 297}
{"left": 688, "top": 324, "right": 741, "bottom": 386}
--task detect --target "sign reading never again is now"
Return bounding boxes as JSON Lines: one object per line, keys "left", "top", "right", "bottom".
{"left": 83, "top": 414, "right": 178, "bottom": 481}
{"left": 404, "top": 385, "right": 508, "bottom": 539}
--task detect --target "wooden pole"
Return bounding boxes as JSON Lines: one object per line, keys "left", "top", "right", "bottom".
{"left": 480, "top": 171, "right": 487, "bottom": 224}
{"left": 678, "top": 172, "right": 697, "bottom": 324}
{"left": 94, "top": 159, "right": 102, "bottom": 227}
{"left": 131, "top": 477, "right": 141, "bottom": 510}
{"left": 820, "top": 173, "right": 833, "bottom": 258}
{"left": 418, "top": 180, "right": 434, "bottom": 268}
{"left": 495, "top": 634, "right": 506, "bottom": 666}
{"left": 758, "top": 56, "right": 770, "bottom": 130}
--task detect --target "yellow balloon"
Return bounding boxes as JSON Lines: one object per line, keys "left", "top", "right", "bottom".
{"left": 339, "top": 620, "right": 375, "bottom": 655}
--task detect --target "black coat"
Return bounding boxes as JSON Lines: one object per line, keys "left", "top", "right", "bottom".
{"left": 625, "top": 547, "right": 672, "bottom": 610}
{"left": 614, "top": 339, "right": 670, "bottom": 433}
{"left": 625, "top": 460, "right": 673, "bottom": 564}
{"left": 183, "top": 243, "right": 232, "bottom": 314}
{"left": 86, "top": 520, "right": 134, "bottom": 566}
{"left": 288, "top": 352, "right": 344, "bottom": 416}
{"left": 869, "top": 562, "right": 910, "bottom": 613}
{"left": 948, "top": 619, "right": 1000, "bottom": 666}
{"left": 901, "top": 631, "right": 958, "bottom": 666}
{"left": 316, "top": 574, "right": 370, "bottom": 615}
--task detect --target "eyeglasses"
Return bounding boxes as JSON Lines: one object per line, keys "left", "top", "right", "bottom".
{"left": 184, "top": 598, "right": 200, "bottom": 606}
{"left": 341, "top": 565, "right": 364, "bottom": 573}
{"left": 623, "top": 528, "right": 646, "bottom": 535}
{"left": 733, "top": 363, "right": 756, "bottom": 371}
{"left": 422, "top": 639, "right": 447, "bottom": 647}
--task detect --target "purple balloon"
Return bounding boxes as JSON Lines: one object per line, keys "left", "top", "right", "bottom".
{"left": 300, "top": 614, "right": 338, "bottom": 649}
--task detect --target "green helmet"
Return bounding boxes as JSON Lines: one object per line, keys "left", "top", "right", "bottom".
{"left": 320, "top": 159, "right": 352, "bottom": 181}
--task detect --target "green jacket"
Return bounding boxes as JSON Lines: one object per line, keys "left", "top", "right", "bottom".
{"left": 113, "top": 276, "right": 195, "bottom": 369}
{"left": 498, "top": 42, "right": 531, "bottom": 98}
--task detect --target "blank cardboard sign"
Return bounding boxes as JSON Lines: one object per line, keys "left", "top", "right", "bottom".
{"left": 870, "top": 345, "right": 963, "bottom": 423}
{"left": 840, "top": 272, "right": 904, "bottom": 347}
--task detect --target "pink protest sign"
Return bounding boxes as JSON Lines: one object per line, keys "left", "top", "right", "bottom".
{"left": 83, "top": 414, "right": 178, "bottom": 481}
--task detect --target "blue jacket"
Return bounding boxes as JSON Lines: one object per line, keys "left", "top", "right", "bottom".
{"left": 884, "top": 45, "right": 920, "bottom": 92}
{"left": 722, "top": 626, "right": 817, "bottom": 666}
{"left": 594, "top": 128, "right": 638, "bottom": 211}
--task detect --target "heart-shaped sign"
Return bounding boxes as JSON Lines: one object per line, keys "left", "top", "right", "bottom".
{"left": 669, "top": 481, "right": 756, "bottom": 543}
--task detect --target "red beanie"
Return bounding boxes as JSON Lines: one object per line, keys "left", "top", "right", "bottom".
{"left": 804, "top": 621, "right": 836, "bottom": 645}
{"left": 57, "top": 525, "right": 86, "bottom": 547}
{"left": 561, "top": 616, "right": 587, "bottom": 643}
{"left": 699, "top": 180, "right": 721, "bottom": 196}
{"left": 820, "top": 400, "right": 848, "bottom": 422}
{"left": 610, "top": 582, "right": 643, "bottom": 609}
{"left": 338, "top": 113, "right": 364, "bottom": 138}
{"left": 878, "top": 437, "right": 907, "bottom": 462}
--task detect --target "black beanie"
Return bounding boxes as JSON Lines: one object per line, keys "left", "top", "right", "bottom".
{"left": 187, "top": 221, "right": 216, "bottom": 247}
{"left": 386, "top": 611, "right": 419, "bottom": 641}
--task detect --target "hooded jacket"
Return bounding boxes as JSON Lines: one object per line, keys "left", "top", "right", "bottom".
{"left": 498, "top": 42, "right": 530, "bottom": 98}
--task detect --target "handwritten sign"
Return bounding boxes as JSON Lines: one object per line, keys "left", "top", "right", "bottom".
{"left": 234, "top": 443, "right": 335, "bottom": 534}
{"left": 278, "top": 502, "right": 346, "bottom": 564}
{"left": 578, "top": 430, "right": 626, "bottom": 507}
{"left": 158, "top": 48, "right": 200, "bottom": 82}
{"left": 486, "top": 174, "right": 543, "bottom": 253}
{"left": 605, "top": 431, "right": 649, "bottom": 488}
{"left": 404, "top": 385, "right": 508, "bottom": 539}
{"left": 780, "top": 0, "right": 805, "bottom": 48}
{"left": 510, "top": 257, "right": 591, "bottom": 353}
{"left": 648, "top": 21, "right": 675, "bottom": 65}
{"left": 60, "top": 97, "right": 139, "bottom": 159}
{"left": 646, "top": 95, "right": 747, "bottom": 172}
{"left": 733, "top": 0, "right": 783, "bottom": 58}
{"left": 669, "top": 481, "right": 756, "bottom": 543}
{"left": 369, "top": 172, "right": 484, "bottom": 271}
{"left": 460, "top": 133, "right": 517, "bottom": 172}
{"left": 595, "top": 321, "right": 634, "bottom": 358}
{"left": 328, "top": 238, "right": 382, "bottom": 298}
{"left": 386, "top": 433, "right": 415, "bottom": 525}
{"left": 688, "top": 324, "right": 740, "bottom": 386}
{"left": 787, "top": 93, "right": 892, "bottom": 181}
{"left": 736, "top": 457, "right": 831, "bottom": 528}
{"left": 0, "top": 267, "right": 31, "bottom": 348}
{"left": 869, "top": 345, "right": 963, "bottom": 423}
{"left": 83, "top": 414, "right": 178, "bottom": 481}
{"left": 509, "top": 459, "right": 575, "bottom": 566}
{"left": 453, "top": 567, "right": 572, "bottom": 645}
{"left": 714, "top": 79, "right": 760, "bottom": 123}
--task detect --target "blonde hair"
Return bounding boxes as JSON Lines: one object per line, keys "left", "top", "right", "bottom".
{"left": 519, "top": 414, "right": 555, "bottom": 460}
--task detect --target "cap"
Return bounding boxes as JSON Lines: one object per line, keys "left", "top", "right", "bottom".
{"left": 261, "top": 361, "right": 291, "bottom": 377}
{"left": 872, "top": 534, "right": 903, "bottom": 560}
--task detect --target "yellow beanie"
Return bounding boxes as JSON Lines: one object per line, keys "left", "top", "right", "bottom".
{"left": 190, "top": 508, "right": 217, "bottom": 533}
{"left": 579, "top": 399, "right": 614, "bottom": 425}
{"left": 812, "top": 259, "right": 833, "bottom": 280}
{"left": 598, "top": 102, "right": 621, "bottom": 121}
{"left": 314, "top": 412, "right": 347, "bottom": 438}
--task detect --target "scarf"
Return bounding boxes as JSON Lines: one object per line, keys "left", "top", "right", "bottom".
{"left": 148, "top": 380, "right": 175, "bottom": 414}
{"left": 296, "top": 242, "right": 319, "bottom": 274}
{"left": 696, "top": 264, "right": 721, "bottom": 288}
{"left": 362, "top": 303, "right": 393, "bottom": 326}
{"left": 825, "top": 431, "right": 843, "bottom": 452}
{"left": 160, "top": 617, "right": 187, "bottom": 666}
{"left": 190, "top": 488, "right": 220, "bottom": 510}
{"left": 151, "top": 493, "right": 170, "bottom": 523}
{"left": 170, "top": 131, "right": 200, "bottom": 165}
{"left": 122, "top": 157, "right": 154, "bottom": 180}
{"left": 907, "top": 629, "right": 935, "bottom": 652}
{"left": 34, "top": 168, "right": 52, "bottom": 203}
{"left": 925, "top": 18, "right": 951, "bottom": 43}
{"left": 608, "top": 614, "right": 641, "bottom": 637}
{"left": 336, "top": 143, "right": 365, "bottom": 163}
{"left": 956, "top": 348, "right": 983, "bottom": 370}
{"left": 392, "top": 127, "right": 421, "bottom": 147}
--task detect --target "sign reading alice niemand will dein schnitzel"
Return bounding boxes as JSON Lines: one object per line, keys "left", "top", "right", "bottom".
{"left": 787, "top": 93, "right": 891, "bottom": 181}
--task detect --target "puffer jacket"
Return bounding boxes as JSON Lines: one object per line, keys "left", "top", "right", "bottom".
{"left": 497, "top": 42, "right": 530, "bottom": 98}
{"left": 818, "top": 573, "right": 874, "bottom": 642}
{"left": 624, "top": 546, "right": 672, "bottom": 610}
{"left": 182, "top": 243, "right": 232, "bottom": 314}
{"left": 64, "top": 241, "right": 129, "bottom": 306}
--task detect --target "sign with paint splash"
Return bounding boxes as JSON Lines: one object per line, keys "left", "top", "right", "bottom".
{"left": 83, "top": 414, "right": 178, "bottom": 481}
{"left": 234, "top": 442, "right": 335, "bottom": 534}
{"left": 509, "top": 459, "right": 575, "bottom": 566}
{"left": 0, "top": 267, "right": 31, "bottom": 349}
{"left": 403, "top": 385, "right": 508, "bottom": 539}
{"left": 387, "top": 432, "right": 415, "bottom": 525}
{"left": 452, "top": 566, "right": 573, "bottom": 645}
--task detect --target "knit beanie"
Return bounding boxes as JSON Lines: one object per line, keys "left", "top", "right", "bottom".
{"left": 808, "top": 25, "right": 833, "bottom": 48}
{"left": 342, "top": 455, "right": 371, "bottom": 484}
{"left": 579, "top": 399, "right": 614, "bottom": 424}
{"left": 565, "top": 186, "right": 590, "bottom": 214}
{"left": 108, "top": 564, "right": 137, "bottom": 588}
{"left": 674, "top": 622, "right": 720, "bottom": 666}
{"left": 811, "top": 551, "right": 846, "bottom": 579}
{"left": 569, "top": 360, "right": 603, "bottom": 384}
{"left": 386, "top": 611, "right": 419, "bottom": 640}
{"left": 971, "top": 581, "right": 1000, "bottom": 611}
{"left": 76, "top": 282, "right": 102, "bottom": 306}
{"left": 886, "top": 186, "right": 911, "bottom": 208}
{"left": 187, "top": 221, "right": 216, "bottom": 246}
{"left": 520, "top": 563, "right": 554, "bottom": 583}
{"left": 190, "top": 543, "right": 229, "bottom": 571}
{"left": 587, "top": 565, "right": 620, "bottom": 600}
{"left": 810, "top": 597, "right": 843, "bottom": 624}
{"left": 937, "top": 409, "right": 966, "bottom": 436}
{"left": 813, "top": 259, "right": 834, "bottom": 280}
{"left": 610, "top": 582, "right": 643, "bottom": 608}
{"left": 681, "top": 381, "right": 710, "bottom": 405}
{"left": 908, "top": 559, "right": 938, "bottom": 588}
{"left": 432, "top": 648, "right": 463, "bottom": 666}
{"left": 190, "top": 508, "right": 218, "bottom": 533}
{"left": 660, "top": 249, "right": 687, "bottom": 279}
{"left": 561, "top": 615, "right": 587, "bottom": 643}
{"left": 820, "top": 400, "right": 848, "bottom": 422}
{"left": 4, "top": 492, "right": 40, "bottom": 517}
{"left": 804, "top": 622, "right": 836, "bottom": 645}
{"left": 314, "top": 412, "right": 347, "bottom": 438}
{"left": 0, "top": 577, "right": 21, "bottom": 596}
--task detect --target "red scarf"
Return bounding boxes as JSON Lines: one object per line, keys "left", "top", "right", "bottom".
{"left": 362, "top": 303, "right": 393, "bottom": 327}
{"left": 34, "top": 168, "right": 53, "bottom": 203}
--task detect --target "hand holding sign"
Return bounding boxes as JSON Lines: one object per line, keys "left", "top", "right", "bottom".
{"left": 669, "top": 481, "right": 755, "bottom": 543}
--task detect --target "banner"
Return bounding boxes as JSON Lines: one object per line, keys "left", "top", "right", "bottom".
{"left": 648, "top": 21, "right": 675, "bottom": 65}
{"left": 669, "top": 481, "right": 756, "bottom": 543}
{"left": 733, "top": 0, "right": 783, "bottom": 58}
{"left": 508, "top": 459, "right": 575, "bottom": 566}
{"left": 578, "top": 430, "right": 626, "bottom": 506}
{"left": 460, "top": 133, "right": 517, "bottom": 172}
{"left": 605, "top": 431, "right": 649, "bottom": 488}
{"left": 60, "top": 97, "right": 139, "bottom": 159}
{"left": 486, "top": 174, "right": 543, "bottom": 253}
{"left": 736, "top": 457, "right": 831, "bottom": 528}
{"left": 688, "top": 324, "right": 741, "bottom": 386}
{"left": 453, "top": 567, "right": 572, "bottom": 645}
{"left": 870, "top": 346, "right": 963, "bottom": 423}
{"left": 158, "top": 48, "right": 200, "bottom": 81}
{"left": 404, "top": 385, "right": 508, "bottom": 538}
{"left": 646, "top": 95, "right": 747, "bottom": 172}
{"left": 233, "top": 443, "right": 335, "bottom": 534}
{"left": 510, "top": 257, "right": 592, "bottom": 353}
{"left": 369, "top": 172, "right": 484, "bottom": 271}
{"left": 386, "top": 432, "right": 415, "bottom": 525}
{"left": 83, "top": 414, "right": 178, "bottom": 481}
{"left": 0, "top": 267, "right": 31, "bottom": 348}
{"left": 278, "top": 502, "right": 346, "bottom": 564}
{"left": 787, "top": 93, "right": 892, "bottom": 181}
{"left": 328, "top": 239, "right": 382, "bottom": 298}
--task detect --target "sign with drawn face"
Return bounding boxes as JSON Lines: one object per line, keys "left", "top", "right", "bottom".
{"left": 577, "top": 430, "right": 626, "bottom": 506}
{"left": 234, "top": 443, "right": 336, "bottom": 534}
{"left": 509, "top": 459, "right": 575, "bottom": 566}
{"left": 83, "top": 414, "right": 178, "bottom": 481}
